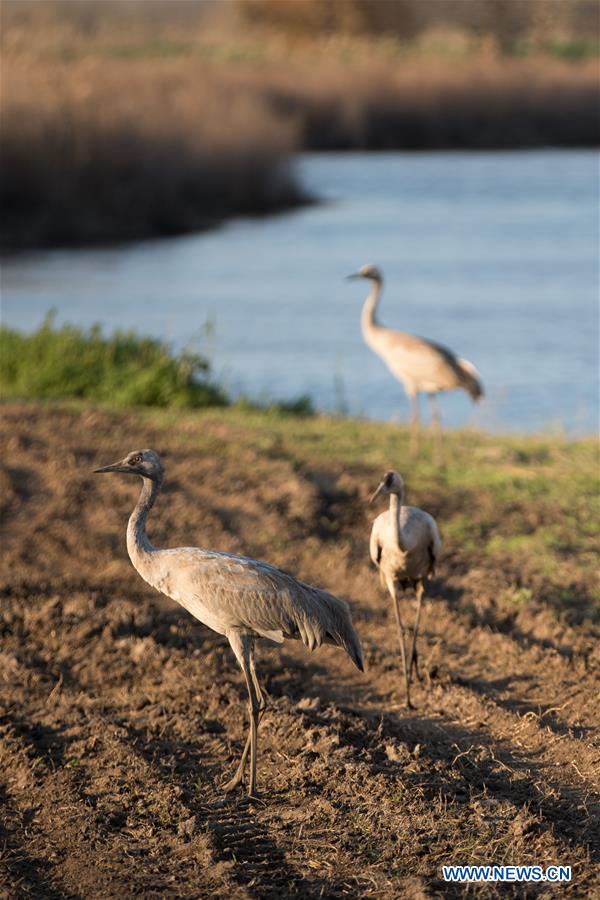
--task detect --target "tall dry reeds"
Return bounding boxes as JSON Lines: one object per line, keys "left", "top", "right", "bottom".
{"left": 1, "top": 57, "right": 303, "bottom": 248}
{"left": 2, "top": 0, "right": 598, "bottom": 249}
{"left": 241, "top": 0, "right": 599, "bottom": 48}
{"left": 260, "top": 56, "right": 600, "bottom": 150}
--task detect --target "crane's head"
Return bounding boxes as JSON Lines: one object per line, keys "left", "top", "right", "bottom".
{"left": 94, "top": 449, "right": 164, "bottom": 483}
{"left": 370, "top": 470, "right": 404, "bottom": 504}
{"left": 346, "top": 264, "right": 382, "bottom": 283}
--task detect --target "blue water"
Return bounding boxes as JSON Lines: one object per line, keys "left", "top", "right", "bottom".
{"left": 2, "top": 151, "right": 598, "bottom": 434}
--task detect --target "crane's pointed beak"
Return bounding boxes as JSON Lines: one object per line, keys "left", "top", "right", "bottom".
{"left": 370, "top": 483, "right": 385, "bottom": 504}
{"left": 94, "top": 460, "right": 126, "bottom": 474}
{"left": 346, "top": 272, "right": 362, "bottom": 280}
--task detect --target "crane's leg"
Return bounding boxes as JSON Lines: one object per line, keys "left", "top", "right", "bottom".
{"left": 222, "top": 643, "right": 266, "bottom": 794}
{"left": 408, "top": 580, "right": 425, "bottom": 684}
{"left": 391, "top": 586, "right": 414, "bottom": 709}
{"left": 428, "top": 394, "right": 444, "bottom": 465}
{"left": 408, "top": 391, "right": 420, "bottom": 458}
{"left": 222, "top": 632, "right": 262, "bottom": 798}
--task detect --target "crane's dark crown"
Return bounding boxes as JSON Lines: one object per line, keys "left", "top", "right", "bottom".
{"left": 381, "top": 470, "right": 404, "bottom": 494}
{"left": 370, "top": 469, "right": 404, "bottom": 504}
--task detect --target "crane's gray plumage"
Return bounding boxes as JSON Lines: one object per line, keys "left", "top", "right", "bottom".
{"left": 95, "top": 449, "right": 363, "bottom": 797}
{"left": 370, "top": 470, "right": 441, "bottom": 708}
{"left": 347, "top": 264, "right": 483, "bottom": 455}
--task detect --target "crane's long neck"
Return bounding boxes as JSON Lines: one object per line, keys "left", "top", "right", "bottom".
{"left": 127, "top": 476, "right": 161, "bottom": 567}
{"left": 360, "top": 278, "right": 384, "bottom": 346}
{"left": 389, "top": 491, "right": 406, "bottom": 552}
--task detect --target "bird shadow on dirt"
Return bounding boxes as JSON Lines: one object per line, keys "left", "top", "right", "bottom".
{"left": 199, "top": 798, "right": 331, "bottom": 899}
{"left": 263, "top": 644, "right": 599, "bottom": 861}
{"left": 433, "top": 579, "right": 578, "bottom": 662}
{"left": 117, "top": 720, "right": 332, "bottom": 898}
{"left": 337, "top": 706, "right": 599, "bottom": 864}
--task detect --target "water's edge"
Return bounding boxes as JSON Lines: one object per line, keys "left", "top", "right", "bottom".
{"left": 3, "top": 151, "right": 598, "bottom": 435}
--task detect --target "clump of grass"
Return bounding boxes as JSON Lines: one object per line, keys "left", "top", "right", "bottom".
{"left": 0, "top": 316, "right": 229, "bottom": 409}
{"left": 0, "top": 317, "right": 317, "bottom": 416}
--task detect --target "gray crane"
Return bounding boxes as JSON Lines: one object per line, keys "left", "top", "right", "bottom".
{"left": 94, "top": 449, "right": 364, "bottom": 798}
{"left": 369, "top": 470, "right": 441, "bottom": 709}
{"left": 347, "top": 264, "right": 483, "bottom": 455}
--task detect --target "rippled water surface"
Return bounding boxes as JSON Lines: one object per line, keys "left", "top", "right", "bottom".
{"left": 3, "top": 151, "right": 598, "bottom": 434}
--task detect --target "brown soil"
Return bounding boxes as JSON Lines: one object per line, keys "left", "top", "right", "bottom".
{"left": 1, "top": 403, "right": 598, "bottom": 898}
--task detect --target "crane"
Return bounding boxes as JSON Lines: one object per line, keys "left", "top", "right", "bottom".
{"left": 347, "top": 264, "right": 483, "bottom": 455}
{"left": 369, "top": 470, "right": 441, "bottom": 709}
{"left": 94, "top": 449, "right": 364, "bottom": 798}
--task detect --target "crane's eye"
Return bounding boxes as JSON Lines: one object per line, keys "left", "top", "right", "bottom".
{"left": 129, "top": 455, "right": 142, "bottom": 465}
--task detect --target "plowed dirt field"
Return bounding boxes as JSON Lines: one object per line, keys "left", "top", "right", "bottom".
{"left": 1, "top": 403, "right": 598, "bottom": 898}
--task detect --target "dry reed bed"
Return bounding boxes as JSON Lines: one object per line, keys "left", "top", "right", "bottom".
{"left": 2, "top": 48, "right": 599, "bottom": 248}
{"left": 1, "top": 58, "right": 303, "bottom": 249}
{"left": 257, "top": 56, "right": 600, "bottom": 149}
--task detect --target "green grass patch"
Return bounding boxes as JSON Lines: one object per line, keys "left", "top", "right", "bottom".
{"left": 0, "top": 316, "right": 229, "bottom": 409}
{"left": 0, "top": 318, "right": 316, "bottom": 416}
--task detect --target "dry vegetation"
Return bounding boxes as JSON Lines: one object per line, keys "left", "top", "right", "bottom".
{"left": 1, "top": 6, "right": 303, "bottom": 248}
{"left": 1, "top": 401, "right": 598, "bottom": 897}
{"left": 1, "top": 0, "right": 599, "bottom": 248}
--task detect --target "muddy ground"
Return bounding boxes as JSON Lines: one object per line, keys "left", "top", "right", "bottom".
{"left": 0, "top": 403, "right": 598, "bottom": 898}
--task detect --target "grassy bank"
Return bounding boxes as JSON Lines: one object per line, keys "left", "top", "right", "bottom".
{"left": 2, "top": 1, "right": 598, "bottom": 250}
{"left": 0, "top": 318, "right": 228, "bottom": 408}
{"left": 0, "top": 318, "right": 313, "bottom": 415}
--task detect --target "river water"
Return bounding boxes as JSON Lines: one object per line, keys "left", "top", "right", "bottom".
{"left": 2, "top": 151, "right": 598, "bottom": 434}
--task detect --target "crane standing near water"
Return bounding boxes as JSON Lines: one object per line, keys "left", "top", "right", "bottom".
{"left": 347, "top": 265, "right": 484, "bottom": 455}
{"left": 94, "top": 449, "right": 364, "bottom": 798}
{"left": 369, "top": 470, "right": 441, "bottom": 709}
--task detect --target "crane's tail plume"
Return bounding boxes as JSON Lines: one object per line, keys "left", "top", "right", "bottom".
{"left": 458, "top": 358, "right": 484, "bottom": 401}
{"left": 296, "top": 586, "right": 364, "bottom": 672}
{"left": 321, "top": 592, "right": 365, "bottom": 672}
{"left": 340, "top": 627, "right": 365, "bottom": 673}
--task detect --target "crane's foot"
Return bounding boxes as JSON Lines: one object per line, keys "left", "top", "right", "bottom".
{"left": 242, "top": 791, "right": 266, "bottom": 806}
{"left": 403, "top": 684, "right": 417, "bottom": 710}
{"left": 221, "top": 772, "right": 245, "bottom": 794}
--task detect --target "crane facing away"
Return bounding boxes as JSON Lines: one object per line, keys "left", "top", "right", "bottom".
{"left": 94, "top": 449, "right": 364, "bottom": 798}
{"left": 369, "top": 470, "right": 441, "bottom": 709}
{"left": 347, "top": 265, "right": 483, "bottom": 455}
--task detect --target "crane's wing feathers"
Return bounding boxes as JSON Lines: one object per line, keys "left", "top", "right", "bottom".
{"left": 153, "top": 548, "right": 364, "bottom": 670}
{"left": 376, "top": 330, "right": 483, "bottom": 398}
